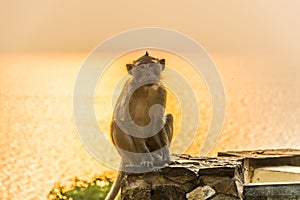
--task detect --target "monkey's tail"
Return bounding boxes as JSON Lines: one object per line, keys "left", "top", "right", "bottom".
{"left": 105, "top": 161, "right": 126, "bottom": 200}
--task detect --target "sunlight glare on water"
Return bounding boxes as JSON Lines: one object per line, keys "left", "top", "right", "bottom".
{"left": 0, "top": 52, "right": 300, "bottom": 199}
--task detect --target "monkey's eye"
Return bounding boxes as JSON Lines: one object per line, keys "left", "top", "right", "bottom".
{"left": 149, "top": 63, "right": 155, "bottom": 68}
{"left": 139, "top": 65, "right": 146, "bottom": 69}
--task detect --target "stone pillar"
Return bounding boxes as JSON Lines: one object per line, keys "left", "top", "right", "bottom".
{"left": 121, "top": 154, "right": 244, "bottom": 200}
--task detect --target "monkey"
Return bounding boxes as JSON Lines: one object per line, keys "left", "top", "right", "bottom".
{"left": 105, "top": 52, "right": 173, "bottom": 200}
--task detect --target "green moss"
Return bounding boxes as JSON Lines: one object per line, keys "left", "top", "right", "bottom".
{"left": 48, "top": 176, "right": 120, "bottom": 200}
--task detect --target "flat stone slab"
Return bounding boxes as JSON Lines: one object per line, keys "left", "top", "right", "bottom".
{"left": 219, "top": 148, "right": 300, "bottom": 183}
{"left": 244, "top": 182, "right": 300, "bottom": 199}
{"left": 218, "top": 148, "right": 300, "bottom": 159}
{"left": 252, "top": 165, "right": 300, "bottom": 183}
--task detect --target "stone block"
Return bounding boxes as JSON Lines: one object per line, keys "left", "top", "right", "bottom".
{"left": 121, "top": 154, "right": 244, "bottom": 200}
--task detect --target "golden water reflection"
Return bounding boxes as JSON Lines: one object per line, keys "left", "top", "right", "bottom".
{"left": 0, "top": 52, "right": 299, "bottom": 199}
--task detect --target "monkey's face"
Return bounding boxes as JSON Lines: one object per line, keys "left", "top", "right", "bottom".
{"left": 131, "top": 63, "right": 162, "bottom": 84}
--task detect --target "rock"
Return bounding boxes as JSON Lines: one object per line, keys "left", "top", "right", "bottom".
{"left": 160, "top": 166, "right": 198, "bottom": 184}
{"left": 209, "top": 194, "right": 239, "bottom": 200}
{"left": 200, "top": 176, "right": 231, "bottom": 186}
{"left": 121, "top": 168, "right": 196, "bottom": 200}
{"left": 186, "top": 186, "right": 205, "bottom": 200}
{"left": 203, "top": 186, "right": 216, "bottom": 199}
{"left": 151, "top": 185, "right": 186, "bottom": 200}
{"left": 186, "top": 186, "right": 216, "bottom": 200}
{"left": 121, "top": 179, "right": 151, "bottom": 200}
{"left": 212, "top": 179, "right": 238, "bottom": 197}
{"left": 198, "top": 167, "right": 236, "bottom": 177}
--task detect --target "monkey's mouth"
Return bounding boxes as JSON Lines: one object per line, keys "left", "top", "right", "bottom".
{"left": 141, "top": 75, "right": 159, "bottom": 83}
{"left": 145, "top": 83, "right": 155, "bottom": 87}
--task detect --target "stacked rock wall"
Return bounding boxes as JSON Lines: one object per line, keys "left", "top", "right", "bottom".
{"left": 121, "top": 154, "right": 244, "bottom": 200}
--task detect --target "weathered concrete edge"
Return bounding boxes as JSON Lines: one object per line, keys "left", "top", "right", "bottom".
{"left": 244, "top": 182, "right": 300, "bottom": 196}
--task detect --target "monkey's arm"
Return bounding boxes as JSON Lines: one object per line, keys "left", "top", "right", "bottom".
{"left": 149, "top": 86, "right": 166, "bottom": 130}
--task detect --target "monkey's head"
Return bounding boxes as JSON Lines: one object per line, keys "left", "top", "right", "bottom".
{"left": 126, "top": 52, "right": 165, "bottom": 84}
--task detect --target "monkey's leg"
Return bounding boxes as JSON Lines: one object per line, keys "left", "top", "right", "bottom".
{"left": 161, "top": 114, "right": 173, "bottom": 163}
{"left": 145, "top": 114, "right": 173, "bottom": 166}
{"left": 165, "top": 114, "right": 173, "bottom": 143}
{"left": 132, "top": 137, "right": 154, "bottom": 167}
{"left": 111, "top": 121, "right": 139, "bottom": 166}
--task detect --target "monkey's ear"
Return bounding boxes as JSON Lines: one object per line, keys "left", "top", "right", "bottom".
{"left": 159, "top": 59, "right": 165, "bottom": 71}
{"left": 126, "top": 64, "right": 133, "bottom": 75}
